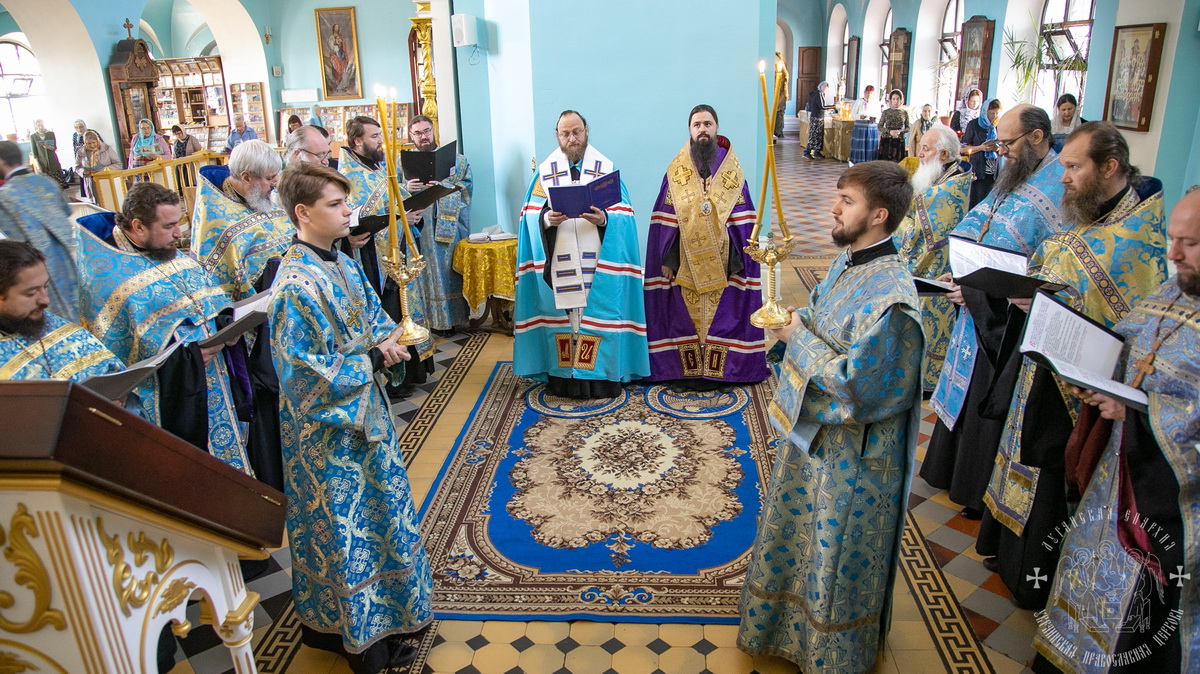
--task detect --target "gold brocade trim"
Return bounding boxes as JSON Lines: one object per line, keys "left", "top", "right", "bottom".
{"left": 0, "top": 503, "right": 67, "bottom": 634}
{"left": 0, "top": 323, "right": 77, "bottom": 379}
{"left": 666, "top": 143, "right": 744, "bottom": 295}
{"left": 574, "top": 334, "right": 600, "bottom": 370}
{"left": 96, "top": 518, "right": 175, "bottom": 618}
{"left": 744, "top": 582, "right": 881, "bottom": 633}
{"left": 703, "top": 343, "right": 728, "bottom": 378}
{"left": 133, "top": 286, "right": 228, "bottom": 344}
{"left": 681, "top": 286, "right": 724, "bottom": 342}
{"left": 87, "top": 257, "right": 205, "bottom": 338}
{"left": 54, "top": 349, "right": 114, "bottom": 382}
{"left": 531, "top": 180, "right": 546, "bottom": 199}
{"left": 679, "top": 342, "right": 703, "bottom": 377}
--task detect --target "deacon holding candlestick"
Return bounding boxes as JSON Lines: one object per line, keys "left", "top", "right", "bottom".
{"left": 337, "top": 102, "right": 436, "bottom": 396}
{"left": 739, "top": 160, "right": 924, "bottom": 673}
{"left": 642, "top": 104, "right": 769, "bottom": 390}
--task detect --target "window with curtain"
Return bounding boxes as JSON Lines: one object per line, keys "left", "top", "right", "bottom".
{"left": 0, "top": 40, "right": 45, "bottom": 143}
{"left": 936, "top": 0, "right": 965, "bottom": 116}
{"left": 1035, "top": 0, "right": 1094, "bottom": 108}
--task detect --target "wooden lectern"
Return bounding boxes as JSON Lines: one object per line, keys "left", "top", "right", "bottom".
{"left": 0, "top": 381, "right": 286, "bottom": 673}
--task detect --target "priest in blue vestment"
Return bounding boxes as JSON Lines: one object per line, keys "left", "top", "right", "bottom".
{"left": 76, "top": 183, "right": 250, "bottom": 473}
{"left": 513, "top": 110, "right": 648, "bottom": 398}
{"left": 0, "top": 140, "right": 78, "bottom": 322}
{"left": 979, "top": 122, "right": 1168, "bottom": 609}
{"left": 1032, "top": 188, "right": 1200, "bottom": 674}
{"left": 0, "top": 241, "right": 123, "bottom": 381}
{"left": 643, "top": 105, "right": 768, "bottom": 389}
{"left": 739, "top": 162, "right": 924, "bottom": 673}
{"left": 921, "top": 105, "right": 1066, "bottom": 518}
{"left": 402, "top": 115, "right": 471, "bottom": 334}
{"left": 271, "top": 163, "right": 430, "bottom": 673}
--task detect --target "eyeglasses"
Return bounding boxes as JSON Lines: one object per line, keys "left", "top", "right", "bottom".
{"left": 301, "top": 148, "right": 332, "bottom": 161}
{"left": 994, "top": 130, "right": 1031, "bottom": 150}
{"left": 557, "top": 129, "right": 586, "bottom": 140}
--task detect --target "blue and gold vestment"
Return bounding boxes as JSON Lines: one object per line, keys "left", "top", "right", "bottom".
{"left": 75, "top": 225, "right": 249, "bottom": 472}
{"left": 0, "top": 312, "right": 123, "bottom": 381}
{"left": 403, "top": 152, "right": 472, "bottom": 331}
{"left": 269, "top": 242, "right": 431, "bottom": 652}
{"left": 738, "top": 246, "right": 924, "bottom": 673}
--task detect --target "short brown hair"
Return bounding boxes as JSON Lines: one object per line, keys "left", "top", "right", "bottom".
{"left": 346, "top": 116, "right": 380, "bottom": 148}
{"left": 116, "top": 183, "right": 181, "bottom": 231}
{"left": 837, "top": 161, "right": 913, "bottom": 233}
{"left": 409, "top": 115, "right": 434, "bottom": 130}
{"left": 277, "top": 162, "right": 352, "bottom": 226}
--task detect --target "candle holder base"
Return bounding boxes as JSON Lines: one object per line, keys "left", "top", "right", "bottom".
{"left": 382, "top": 253, "right": 430, "bottom": 346}
{"left": 745, "top": 236, "right": 799, "bottom": 331}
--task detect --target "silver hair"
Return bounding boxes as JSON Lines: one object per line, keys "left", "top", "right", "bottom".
{"left": 233, "top": 114, "right": 245, "bottom": 124}
{"left": 285, "top": 126, "right": 313, "bottom": 162}
{"left": 229, "top": 139, "right": 282, "bottom": 178}
{"left": 1187, "top": 184, "right": 1200, "bottom": 195}
{"left": 925, "top": 124, "right": 961, "bottom": 162}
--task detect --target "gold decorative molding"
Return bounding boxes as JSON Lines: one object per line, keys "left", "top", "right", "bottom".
{"left": 169, "top": 619, "right": 193, "bottom": 639}
{"left": 0, "top": 638, "right": 68, "bottom": 674}
{"left": 0, "top": 503, "right": 67, "bottom": 634}
{"left": 154, "top": 577, "right": 195, "bottom": 617}
{"left": 0, "top": 649, "right": 37, "bottom": 673}
{"left": 96, "top": 518, "right": 174, "bottom": 618}
{"left": 410, "top": 14, "right": 439, "bottom": 142}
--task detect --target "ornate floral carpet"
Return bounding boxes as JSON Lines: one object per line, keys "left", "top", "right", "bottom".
{"left": 418, "top": 363, "right": 779, "bottom": 624}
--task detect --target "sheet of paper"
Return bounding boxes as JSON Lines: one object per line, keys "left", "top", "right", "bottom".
{"left": 233, "top": 292, "right": 272, "bottom": 320}
{"left": 1021, "top": 293, "right": 1123, "bottom": 376}
{"left": 1050, "top": 361, "right": 1149, "bottom": 411}
{"left": 948, "top": 236, "right": 1028, "bottom": 278}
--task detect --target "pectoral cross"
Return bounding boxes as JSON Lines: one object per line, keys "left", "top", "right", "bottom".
{"left": 347, "top": 297, "right": 365, "bottom": 330}
{"left": 1131, "top": 345, "right": 1158, "bottom": 388}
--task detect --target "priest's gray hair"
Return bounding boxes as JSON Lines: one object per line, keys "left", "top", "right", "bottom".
{"left": 229, "top": 139, "right": 283, "bottom": 178}
{"left": 285, "top": 126, "right": 317, "bottom": 162}
{"left": 925, "top": 124, "right": 960, "bottom": 163}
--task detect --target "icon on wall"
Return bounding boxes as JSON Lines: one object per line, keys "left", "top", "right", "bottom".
{"left": 315, "top": 6, "right": 364, "bottom": 100}
{"left": 1103, "top": 23, "right": 1168, "bottom": 132}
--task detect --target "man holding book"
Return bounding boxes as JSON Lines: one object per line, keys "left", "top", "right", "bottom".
{"left": 513, "top": 110, "right": 648, "bottom": 398}
{"left": 642, "top": 104, "right": 768, "bottom": 390}
{"left": 739, "top": 162, "right": 924, "bottom": 672}
{"left": 978, "top": 121, "right": 1167, "bottom": 609}
{"left": 270, "top": 163, "right": 430, "bottom": 673}
{"left": 922, "top": 105, "right": 1066, "bottom": 521}
{"left": 75, "top": 182, "right": 253, "bottom": 473}
{"left": 894, "top": 123, "right": 973, "bottom": 392}
{"left": 0, "top": 240, "right": 123, "bottom": 382}
{"left": 339, "top": 115, "right": 436, "bottom": 393}
{"left": 401, "top": 115, "right": 471, "bottom": 335}
{"left": 1031, "top": 186, "right": 1198, "bottom": 674}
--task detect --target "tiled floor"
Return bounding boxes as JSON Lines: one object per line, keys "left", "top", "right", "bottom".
{"left": 171, "top": 137, "right": 1045, "bottom": 673}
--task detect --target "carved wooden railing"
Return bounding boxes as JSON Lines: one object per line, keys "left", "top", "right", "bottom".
{"left": 89, "top": 151, "right": 228, "bottom": 231}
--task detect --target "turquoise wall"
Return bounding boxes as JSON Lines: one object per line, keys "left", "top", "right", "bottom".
{"left": 138, "top": 0, "right": 174, "bottom": 57}
{"left": 267, "top": 0, "right": 417, "bottom": 118}
{"left": 778, "top": 0, "right": 827, "bottom": 113}
{"left": 1155, "top": 0, "right": 1200, "bottom": 206}
{"left": 0, "top": 9, "right": 20, "bottom": 35}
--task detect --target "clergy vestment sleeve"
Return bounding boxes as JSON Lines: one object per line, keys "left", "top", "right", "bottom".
{"left": 787, "top": 305, "right": 924, "bottom": 427}
{"left": 271, "top": 282, "right": 390, "bottom": 434}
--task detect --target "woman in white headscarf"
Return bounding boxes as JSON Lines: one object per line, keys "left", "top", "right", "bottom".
{"left": 950, "top": 88, "right": 982, "bottom": 134}
{"left": 1050, "top": 93, "right": 1084, "bottom": 151}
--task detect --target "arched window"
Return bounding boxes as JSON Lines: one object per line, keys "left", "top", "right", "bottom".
{"left": 879, "top": 9, "right": 893, "bottom": 91}
{"left": 0, "top": 39, "right": 45, "bottom": 142}
{"left": 1035, "top": 0, "right": 1094, "bottom": 108}
{"left": 936, "top": 0, "right": 965, "bottom": 115}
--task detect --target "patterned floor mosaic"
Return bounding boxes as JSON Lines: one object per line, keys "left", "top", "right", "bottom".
{"left": 168, "top": 148, "right": 1043, "bottom": 673}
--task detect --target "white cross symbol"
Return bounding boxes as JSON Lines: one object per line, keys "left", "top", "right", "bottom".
{"left": 1171, "top": 566, "right": 1191, "bottom": 587}
{"left": 1027, "top": 567, "right": 1048, "bottom": 588}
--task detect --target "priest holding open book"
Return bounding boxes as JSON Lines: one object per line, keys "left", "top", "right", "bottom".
{"left": 401, "top": 115, "right": 472, "bottom": 335}
{"left": 977, "top": 121, "right": 1167, "bottom": 610}
{"left": 75, "top": 183, "right": 255, "bottom": 474}
{"left": 513, "top": 110, "right": 648, "bottom": 399}
{"left": 1032, "top": 187, "right": 1198, "bottom": 674}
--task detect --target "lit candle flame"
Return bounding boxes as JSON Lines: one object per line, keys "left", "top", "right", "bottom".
{"left": 758, "top": 59, "right": 765, "bottom": 74}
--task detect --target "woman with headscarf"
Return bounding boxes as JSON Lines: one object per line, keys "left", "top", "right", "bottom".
{"left": 877, "top": 89, "right": 910, "bottom": 162}
{"left": 961, "top": 97, "right": 1002, "bottom": 208}
{"left": 126, "top": 118, "right": 170, "bottom": 169}
{"left": 848, "top": 85, "right": 881, "bottom": 165}
{"left": 1050, "top": 93, "right": 1085, "bottom": 152}
{"left": 71, "top": 119, "right": 89, "bottom": 195}
{"left": 75, "top": 130, "right": 122, "bottom": 201}
{"left": 908, "top": 104, "right": 937, "bottom": 158}
{"left": 950, "top": 88, "right": 982, "bottom": 134}
{"left": 804, "top": 81, "right": 833, "bottom": 159}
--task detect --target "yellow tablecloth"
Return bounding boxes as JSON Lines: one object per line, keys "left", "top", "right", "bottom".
{"left": 825, "top": 118, "right": 854, "bottom": 162}
{"left": 452, "top": 238, "right": 517, "bottom": 315}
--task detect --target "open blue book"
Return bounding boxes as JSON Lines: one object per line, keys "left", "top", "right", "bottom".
{"left": 547, "top": 170, "right": 621, "bottom": 219}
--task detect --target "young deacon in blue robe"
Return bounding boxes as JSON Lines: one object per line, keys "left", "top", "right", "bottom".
{"left": 739, "top": 162, "right": 925, "bottom": 673}
{"left": 0, "top": 241, "right": 123, "bottom": 381}
{"left": 270, "top": 163, "right": 430, "bottom": 673}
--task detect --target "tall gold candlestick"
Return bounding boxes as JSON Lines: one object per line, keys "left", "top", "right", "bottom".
{"left": 376, "top": 97, "right": 399, "bottom": 256}
{"left": 753, "top": 61, "right": 772, "bottom": 240}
